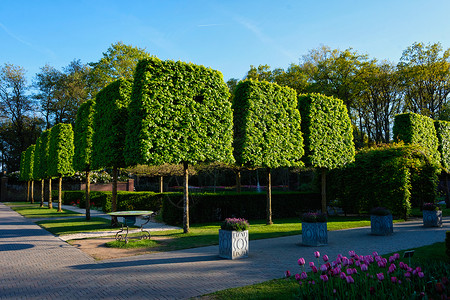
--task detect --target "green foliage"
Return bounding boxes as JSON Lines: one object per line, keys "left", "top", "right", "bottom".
{"left": 88, "top": 42, "right": 152, "bottom": 94}
{"left": 48, "top": 123, "right": 74, "bottom": 177}
{"left": 19, "top": 151, "right": 26, "bottom": 181}
{"left": 73, "top": 99, "right": 95, "bottom": 171}
{"left": 92, "top": 79, "right": 132, "bottom": 169}
{"left": 393, "top": 112, "right": 441, "bottom": 165}
{"left": 161, "top": 192, "right": 321, "bottom": 225}
{"left": 125, "top": 57, "right": 234, "bottom": 166}
{"left": 328, "top": 144, "right": 440, "bottom": 217}
{"left": 232, "top": 80, "right": 304, "bottom": 168}
{"left": 23, "top": 145, "right": 35, "bottom": 180}
{"left": 298, "top": 93, "right": 355, "bottom": 169}
{"left": 35, "top": 129, "right": 50, "bottom": 179}
{"left": 434, "top": 120, "right": 450, "bottom": 171}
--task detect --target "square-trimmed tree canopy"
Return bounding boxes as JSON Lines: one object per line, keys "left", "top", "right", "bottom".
{"left": 73, "top": 99, "right": 95, "bottom": 172}
{"left": 92, "top": 79, "right": 132, "bottom": 169}
{"left": 48, "top": 123, "right": 74, "bottom": 177}
{"left": 23, "top": 145, "right": 35, "bottom": 181}
{"left": 298, "top": 93, "right": 355, "bottom": 169}
{"left": 35, "top": 129, "right": 50, "bottom": 180}
{"left": 435, "top": 120, "right": 450, "bottom": 171}
{"left": 232, "top": 79, "right": 304, "bottom": 168}
{"left": 393, "top": 112, "right": 441, "bottom": 166}
{"left": 125, "top": 57, "right": 234, "bottom": 166}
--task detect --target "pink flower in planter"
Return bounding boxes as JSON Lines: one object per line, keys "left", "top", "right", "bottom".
{"left": 298, "top": 258, "right": 305, "bottom": 266}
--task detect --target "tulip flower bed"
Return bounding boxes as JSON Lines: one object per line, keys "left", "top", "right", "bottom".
{"left": 286, "top": 250, "right": 450, "bottom": 299}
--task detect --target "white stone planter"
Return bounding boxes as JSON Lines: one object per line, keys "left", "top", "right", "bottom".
{"left": 302, "top": 222, "right": 328, "bottom": 246}
{"left": 219, "top": 229, "right": 249, "bottom": 259}
{"left": 423, "top": 210, "right": 443, "bottom": 227}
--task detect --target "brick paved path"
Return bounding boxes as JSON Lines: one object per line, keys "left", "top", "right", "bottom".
{"left": 1, "top": 202, "right": 448, "bottom": 299}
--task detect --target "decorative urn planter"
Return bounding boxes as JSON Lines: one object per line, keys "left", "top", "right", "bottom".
{"left": 301, "top": 212, "right": 328, "bottom": 246}
{"left": 219, "top": 218, "right": 249, "bottom": 259}
{"left": 370, "top": 208, "right": 393, "bottom": 236}
{"left": 219, "top": 229, "right": 249, "bottom": 259}
{"left": 422, "top": 203, "right": 443, "bottom": 227}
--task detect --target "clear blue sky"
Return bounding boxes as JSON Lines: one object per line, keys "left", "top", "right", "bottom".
{"left": 2, "top": 0, "right": 450, "bottom": 84}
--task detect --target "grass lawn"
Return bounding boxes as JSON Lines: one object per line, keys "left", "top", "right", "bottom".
{"left": 6, "top": 202, "right": 83, "bottom": 218}
{"left": 35, "top": 217, "right": 117, "bottom": 235}
{"left": 410, "top": 207, "right": 450, "bottom": 217}
{"left": 201, "top": 242, "right": 449, "bottom": 300}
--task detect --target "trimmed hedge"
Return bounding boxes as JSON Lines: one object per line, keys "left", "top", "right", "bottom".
{"left": 298, "top": 93, "right": 355, "bottom": 169}
{"left": 73, "top": 99, "right": 95, "bottom": 172}
{"left": 434, "top": 120, "right": 450, "bottom": 171}
{"left": 125, "top": 57, "right": 234, "bottom": 166}
{"left": 232, "top": 80, "right": 304, "bottom": 168}
{"left": 23, "top": 145, "right": 35, "bottom": 181}
{"left": 161, "top": 192, "right": 321, "bottom": 226}
{"left": 48, "top": 123, "right": 74, "bottom": 177}
{"left": 92, "top": 79, "right": 132, "bottom": 169}
{"left": 328, "top": 144, "right": 440, "bottom": 218}
{"left": 393, "top": 112, "right": 441, "bottom": 166}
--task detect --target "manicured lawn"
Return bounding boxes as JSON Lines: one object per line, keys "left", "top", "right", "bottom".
{"left": 6, "top": 202, "right": 83, "bottom": 218}
{"left": 410, "top": 207, "right": 450, "bottom": 217}
{"left": 202, "top": 242, "right": 449, "bottom": 300}
{"left": 35, "top": 217, "right": 116, "bottom": 235}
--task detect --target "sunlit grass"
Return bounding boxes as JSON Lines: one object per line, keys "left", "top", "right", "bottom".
{"left": 9, "top": 203, "right": 82, "bottom": 218}
{"left": 36, "top": 217, "right": 116, "bottom": 235}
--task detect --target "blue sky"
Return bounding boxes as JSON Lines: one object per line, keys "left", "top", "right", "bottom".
{"left": 2, "top": 0, "right": 450, "bottom": 84}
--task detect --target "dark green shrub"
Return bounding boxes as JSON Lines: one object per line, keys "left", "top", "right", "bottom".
{"left": 393, "top": 112, "right": 440, "bottom": 166}
{"left": 62, "top": 191, "right": 84, "bottom": 205}
{"left": 161, "top": 192, "right": 321, "bottom": 226}
{"left": 328, "top": 144, "right": 439, "bottom": 218}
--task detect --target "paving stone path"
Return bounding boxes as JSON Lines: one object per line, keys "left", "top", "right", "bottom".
{"left": 1, "top": 202, "right": 449, "bottom": 299}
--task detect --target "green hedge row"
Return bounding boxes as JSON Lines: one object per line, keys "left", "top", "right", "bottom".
{"left": 435, "top": 120, "right": 450, "bottom": 171}
{"left": 327, "top": 144, "right": 440, "bottom": 218}
{"left": 160, "top": 192, "right": 321, "bottom": 226}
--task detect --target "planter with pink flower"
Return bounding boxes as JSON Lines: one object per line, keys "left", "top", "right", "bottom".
{"left": 301, "top": 212, "right": 328, "bottom": 246}
{"left": 370, "top": 207, "right": 393, "bottom": 235}
{"left": 219, "top": 218, "right": 249, "bottom": 259}
{"left": 422, "top": 203, "right": 442, "bottom": 227}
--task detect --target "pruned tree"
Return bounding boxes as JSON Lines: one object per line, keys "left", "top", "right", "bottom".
{"left": 125, "top": 57, "right": 234, "bottom": 233}
{"left": 92, "top": 79, "right": 132, "bottom": 226}
{"left": 33, "top": 136, "right": 45, "bottom": 207}
{"left": 298, "top": 93, "right": 355, "bottom": 213}
{"left": 232, "top": 80, "right": 304, "bottom": 224}
{"left": 24, "top": 145, "right": 35, "bottom": 203}
{"left": 73, "top": 99, "right": 95, "bottom": 220}
{"left": 48, "top": 123, "right": 74, "bottom": 212}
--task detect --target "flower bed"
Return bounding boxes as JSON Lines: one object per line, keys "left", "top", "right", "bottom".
{"left": 286, "top": 250, "right": 449, "bottom": 299}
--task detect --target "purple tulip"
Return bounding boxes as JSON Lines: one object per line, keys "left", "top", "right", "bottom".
{"left": 323, "top": 255, "right": 329, "bottom": 262}
{"left": 298, "top": 258, "right": 305, "bottom": 266}
{"left": 377, "top": 273, "right": 384, "bottom": 281}
{"left": 314, "top": 251, "right": 320, "bottom": 258}
{"left": 285, "top": 270, "right": 291, "bottom": 278}
{"left": 404, "top": 272, "right": 411, "bottom": 278}
{"left": 309, "top": 262, "right": 315, "bottom": 267}
{"left": 418, "top": 272, "right": 424, "bottom": 278}
{"left": 349, "top": 250, "right": 356, "bottom": 257}
{"left": 300, "top": 271, "right": 308, "bottom": 280}
{"left": 372, "top": 251, "right": 378, "bottom": 257}
{"left": 295, "top": 273, "right": 301, "bottom": 281}
{"left": 391, "top": 276, "right": 398, "bottom": 283}
{"left": 311, "top": 266, "right": 318, "bottom": 273}
{"left": 320, "top": 274, "right": 329, "bottom": 282}
{"left": 340, "top": 272, "right": 346, "bottom": 280}
{"left": 361, "top": 264, "right": 368, "bottom": 272}
{"left": 346, "top": 275, "right": 354, "bottom": 284}
{"left": 320, "top": 264, "right": 328, "bottom": 272}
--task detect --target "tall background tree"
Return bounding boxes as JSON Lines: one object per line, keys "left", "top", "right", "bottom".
{"left": 232, "top": 80, "right": 304, "bottom": 224}
{"left": 125, "top": 57, "right": 234, "bottom": 233}
{"left": 73, "top": 99, "right": 95, "bottom": 220}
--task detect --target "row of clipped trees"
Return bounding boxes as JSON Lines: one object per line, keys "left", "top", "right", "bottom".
{"left": 19, "top": 56, "right": 356, "bottom": 233}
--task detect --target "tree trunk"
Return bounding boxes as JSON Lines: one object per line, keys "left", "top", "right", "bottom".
{"left": 85, "top": 170, "right": 91, "bottom": 221}
{"left": 183, "top": 161, "right": 190, "bottom": 233}
{"left": 40, "top": 179, "right": 44, "bottom": 208}
{"left": 26, "top": 181, "right": 30, "bottom": 202}
{"left": 159, "top": 175, "right": 164, "bottom": 193}
{"left": 321, "top": 169, "right": 327, "bottom": 214}
{"left": 48, "top": 178, "right": 52, "bottom": 209}
{"left": 57, "top": 175, "right": 63, "bottom": 212}
{"left": 30, "top": 181, "right": 34, "bottom": 204}
{"left": 111, "top": 166, "right": 118, "bottom": 227}
{"left": 266, "top": 167, "right": 273, "bottom": 225}
{"left": 236, "top": 170, "right": 241, "bottom": 193}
